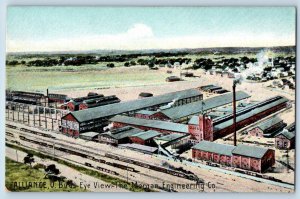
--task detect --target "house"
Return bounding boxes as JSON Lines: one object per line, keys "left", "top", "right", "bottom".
{"left": 247, "top": 116, "right": 286, "bottom": 138}
{"left": 275, "top": 123, "right": 295, "bottom": 149}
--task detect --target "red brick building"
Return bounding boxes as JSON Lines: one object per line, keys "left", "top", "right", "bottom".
{"left": 192, "top": 141, "right": 234, "bottom": 166}
{"left": 275, "top": 123, "right": 295, "bottom": 150}
{"left": 61, "top": 88, "right": 202, "bottom": 136}
{"left": 135, "top": 110, "right": 169, "bottom": 121}
{"left": 247, "top": 116, "right": 286, "bottom": 138}
{"left": 231, "top": 144, "right": 275, "bottom": 172}
{"left": 188, "top": 96, "right": 288, "bottom": 143}
{"left": 192, "top": 141, "right": 275, "bottom": 173}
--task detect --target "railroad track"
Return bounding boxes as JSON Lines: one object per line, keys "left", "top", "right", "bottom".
{"left": 6, "top": 124, "right": 203, "bottom": 184}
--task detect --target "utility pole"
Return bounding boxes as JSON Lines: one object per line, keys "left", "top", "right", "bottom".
{"left": 286, "top": 148, "right": 289, "bottom": 173}
{"left": 16, "top": 150, "right": 18, "bottom": 162}
{"left": 233, "top": 81, "right": 237, "bottom": 146}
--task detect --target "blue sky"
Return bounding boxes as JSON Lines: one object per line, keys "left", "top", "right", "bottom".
{"left": 7, "top": 7, "right": 296, "bottom": 52}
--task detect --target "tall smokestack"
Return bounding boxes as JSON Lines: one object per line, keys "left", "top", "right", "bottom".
{"left": 47, "top": 88, "right": 49, "bottom": 97}
{"left": 233, "top": 83, "right": 237, "bottom": 146}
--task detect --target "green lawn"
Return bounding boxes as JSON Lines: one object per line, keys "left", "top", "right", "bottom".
{"left": 6, "top": 65, "right": 169, "bottom": 92}
{"left": 5, "top": 157, "right": 87, "bottom": 192}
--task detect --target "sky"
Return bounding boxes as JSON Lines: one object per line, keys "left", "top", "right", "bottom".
{"left": 6, "top": 7, "right": 296, "bottom": 52}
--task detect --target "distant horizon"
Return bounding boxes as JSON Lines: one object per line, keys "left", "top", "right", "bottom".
{"left": 6, "top": 45, "right": 296, "bottom": 55}
{"left": 7, "top": 7, "right": 296, "bottom": 53}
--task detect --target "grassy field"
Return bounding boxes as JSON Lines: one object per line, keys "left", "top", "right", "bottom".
{"left": 5, "top": 157, "right": 86, "bottom": 192}
{"left": 6, "top": 65, "right": 170, "bottom": 92}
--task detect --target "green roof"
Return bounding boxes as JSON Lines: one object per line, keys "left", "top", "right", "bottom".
{"left": 130, "top": 130, "right": 161, "bottom": 140}
{"left": 101, "top": 126, "right": 142, "bottom": 140}
{"left": 65, "top": 89, "right": 202, "bottom": 122}
{"left": 275, "top": 129, "right": 295, "bottom": 140}
{"left": 232, "top": 144, "right": 270, "bottom": 159}
{"left": 257, "top": 116, "right": 283, "bottom": 131}
{"left": 79, "top": 131, "right": 99, "bottom": 138}
{"left": 155, "top": 133, "right": 188, "bottom": 142}
{"left": 213, "top": 96, "right": 288, "bottom": 132}
{"left": 192, "top": 141, "right": 235, "bottom": 156}
{"left": 135, "top": 110, "right": 158, "bottom": 115}
{"left": 163, "top": 91, "right": 250, "bottom": 121}
{"left": 110, "top": 115, "right": 189, "bottom": 133}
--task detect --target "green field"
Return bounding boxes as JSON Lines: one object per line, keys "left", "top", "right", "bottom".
{"left": 5, "top": 157, "right": 86, "bottom": 192}
{"left": 6, "top": 65, "right": 170, "bottom": 92}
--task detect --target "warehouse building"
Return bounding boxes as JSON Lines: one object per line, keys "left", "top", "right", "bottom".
{"left": 192, "top": 141, "right": 275, "bottom": 173}
{"left": 79, "top": 95, "right": 121, "bottom": 110}
{"left": 98, "top": 126, "right": 142, "bottom": 145}
{"left": 135, "top": 110, "right": 168, "bottom": 120}
{"left": 247, "top": 116, "right": 286, "bottom": 138}
{"left": 110, "top": 115, "right": 189, "bottom": 134}
{"left": 275, "top": 123, "right": 295, "bottom": 150}
{"left": 156, "top": 91, "right": 250, "bottom": 123}
{"left": 6, "top": 90, "right": 47, "bottom": 106}
{"left": 47, "top": 93, "right": 68, "bottom": 104}
{"left": 188, "top": 96, "right": 289, "bottom": 142}
{"left": 61, "top": 89, "right": 202, "bottom": 136}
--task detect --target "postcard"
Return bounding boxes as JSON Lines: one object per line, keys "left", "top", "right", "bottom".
{"left": 5, "top": 7, "right": 295, "bottom": 192}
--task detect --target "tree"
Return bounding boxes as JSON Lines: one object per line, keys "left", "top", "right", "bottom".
{"left": 44, "top": 164, "right": 60, "bottom": 180}
{"left": 106, "top": 63, "right": 115, "bottom": 68}
{"left": 124, "top": 62, "right": 130, "bottom": 67}
{"left": 23, "top": 154, "right": 35, "bottom": 167}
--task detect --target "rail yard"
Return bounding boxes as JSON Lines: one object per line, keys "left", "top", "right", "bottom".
{"left": 5, "top": 55, "right": 295, "bottom": 193}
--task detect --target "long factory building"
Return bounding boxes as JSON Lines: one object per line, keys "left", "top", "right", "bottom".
{"left": 60, "top": 89, "right": 203, "bottom": 137}
{"left": 188, "top": 95, "right": 289, "bottom": 142}
{"left": 135, "top": 91, "right": 250, "bottom": 122}
{"left": 110, "top": 95, "right": 289, "bottom": 143}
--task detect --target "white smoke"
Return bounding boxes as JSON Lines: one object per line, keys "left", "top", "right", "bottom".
{"left": 103, "top": 123, "right": 113, "bottom": 132}
{"left": 240, "top": 49, "right": 271, "bottom": 78}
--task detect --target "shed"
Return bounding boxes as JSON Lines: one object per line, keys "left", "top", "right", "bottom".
{"left": 79, "top": 132, "right": 99, "bottom": 141}
{"left": 129, "top": 130, "right": 161, "bottom": 145}
{"left": 99, "top": 126, "right": 142, "bottom": 145}
{"left": 119, "top": 143, "right": 158, "bottom": 154}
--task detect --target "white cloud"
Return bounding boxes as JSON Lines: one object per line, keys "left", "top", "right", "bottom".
{"left": 126, "top": 23, "right": 154, "bottom": 38}
{"left": 6, "top": 23, "right": 295, "bottom": 53}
